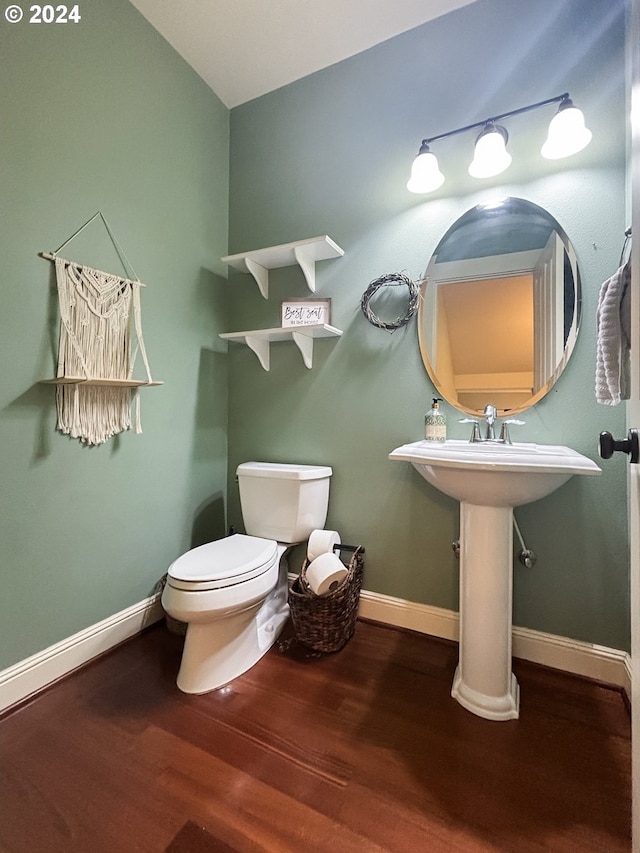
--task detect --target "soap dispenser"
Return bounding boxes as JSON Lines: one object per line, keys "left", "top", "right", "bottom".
{"left": 425, "top": 397, "right": 447, "bottom": 442}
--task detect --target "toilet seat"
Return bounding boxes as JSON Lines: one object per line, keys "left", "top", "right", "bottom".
{"left": 167, "top": 534, "right": 278, "bottom": 591}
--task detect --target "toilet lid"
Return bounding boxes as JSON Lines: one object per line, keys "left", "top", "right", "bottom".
{"left": 167, "top": 534, "right": 278, "bottom": 590}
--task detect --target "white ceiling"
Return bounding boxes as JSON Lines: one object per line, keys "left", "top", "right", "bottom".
{"left": 129, "top": 0, "right": 477, "bottom": 108}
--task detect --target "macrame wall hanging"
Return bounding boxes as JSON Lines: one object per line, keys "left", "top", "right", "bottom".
{"left": 40, "top": 212, "right": 162, "bottom": 446}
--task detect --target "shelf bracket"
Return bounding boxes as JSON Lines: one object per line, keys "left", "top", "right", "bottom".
{"left": 219, "top": 324, "right": 341, "bottom": 372}
{"left": 291, "top": 331, "right": 315, "bottom": 369}
{"left": 293, "top": 245, "right": 316, "bottom": 293}
{"left": 244, "top": 334, "right": 270, "bottom": 371}
{"left": 245, "top": 258, "right": 269, "bottom": 299}
{"left": 222, "top": 236, "right": 343, "bottom": 299}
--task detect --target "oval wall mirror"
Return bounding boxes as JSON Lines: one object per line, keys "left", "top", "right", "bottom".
{"left": 418, "top": 197, "right": 581, "bottom": 415}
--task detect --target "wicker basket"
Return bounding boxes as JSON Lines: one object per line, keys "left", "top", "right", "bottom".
{"left": 288, "top": 547, "right": 364, "bottom": 653}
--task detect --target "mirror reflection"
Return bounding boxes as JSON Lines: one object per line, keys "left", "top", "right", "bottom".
{"left": 418, "top": 197, "right": 581, "bottom": 415}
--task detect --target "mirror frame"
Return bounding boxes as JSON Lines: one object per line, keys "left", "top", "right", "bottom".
{"left": 418, "top": 197, "right": 582, "bottom": 416}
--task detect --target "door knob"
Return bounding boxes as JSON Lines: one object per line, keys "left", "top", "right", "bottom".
{"left": 599, "top": 429, "right": 639, "bottom": 464}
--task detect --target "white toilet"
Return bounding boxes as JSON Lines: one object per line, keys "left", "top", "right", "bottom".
{"left": 161, "top": 461, "right": 333, "bottom": 694}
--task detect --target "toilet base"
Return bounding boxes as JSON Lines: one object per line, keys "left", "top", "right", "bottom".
{"left": 176, "top": 579, "right": 289, "bottom": 694}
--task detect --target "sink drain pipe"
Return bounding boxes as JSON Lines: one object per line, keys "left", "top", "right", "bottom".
{"left": 513, "top": 515, "right": 537, "bottom": 568}
{"left": 452, "top": 515, "right": 537, "bottom": 568}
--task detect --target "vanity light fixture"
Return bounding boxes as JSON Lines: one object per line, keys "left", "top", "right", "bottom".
{"left": 407, "top": 92, "right": 591, "bottom": 194}
{"left": 406, "top": 141, "right": 445, "bottom": 193}
{"left": 468, "top": 123, "right": 512, "bottom": 178}
{"left": 541, "top": 97, "right": 592, "bottom": 159}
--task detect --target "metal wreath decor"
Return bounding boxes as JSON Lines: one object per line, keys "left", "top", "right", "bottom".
{"left": 360, "top": 272, "right": 420, "bottom": 331}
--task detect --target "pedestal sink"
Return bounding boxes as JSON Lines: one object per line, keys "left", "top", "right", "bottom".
{"left": 389, "top": 440, "right": 601, "bottom": 721}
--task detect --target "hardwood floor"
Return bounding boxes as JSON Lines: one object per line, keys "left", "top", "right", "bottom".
{"left": 0, "top": 620, "right": 631, "bottom": 852}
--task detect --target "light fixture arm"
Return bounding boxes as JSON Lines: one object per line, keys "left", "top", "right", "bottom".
{"left": 419, "top": 92, "right": 570, "bottom": 147}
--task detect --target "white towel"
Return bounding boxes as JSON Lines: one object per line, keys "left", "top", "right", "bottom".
{"left": 595, "top": 258, "right": 631, "bottom": 405}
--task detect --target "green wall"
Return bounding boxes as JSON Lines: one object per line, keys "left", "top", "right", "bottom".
{"left": 0, "top": 0, "right": 631, "bottom": 672}
{"left": 227, "top": 0, "right": 630, "bottom": 650}
{"left": 0, "top": 0, "right": 229, "bottom": 668}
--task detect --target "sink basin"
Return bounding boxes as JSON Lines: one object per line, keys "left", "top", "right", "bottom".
{"left": 389, "top": 439, "right": 601, "bottom": 507}
{"left": 389, "top": 439, "right": 601, "bottom": 721}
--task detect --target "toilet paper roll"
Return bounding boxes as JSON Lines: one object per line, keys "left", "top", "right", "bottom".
{"left": 306, "top": 552, "right": 348, "bottom": 596}
{"left": 307, "top": 528, "right": 341, "bottom": 562}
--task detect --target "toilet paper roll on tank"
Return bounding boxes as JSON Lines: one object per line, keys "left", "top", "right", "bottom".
{"left": 306, "top": 529, "right": 347, "bottom": 595}
{"left": 307, "top": 528, "right": 341, "bottom": 562}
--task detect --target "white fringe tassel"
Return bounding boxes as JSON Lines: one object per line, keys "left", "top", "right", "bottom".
{"left": 56, "top": 384, "right": 133, "bottom": 445}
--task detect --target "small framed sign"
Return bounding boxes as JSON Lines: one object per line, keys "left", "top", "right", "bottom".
{"left": 281, "top": 297, "right": 331, "bottom": 328}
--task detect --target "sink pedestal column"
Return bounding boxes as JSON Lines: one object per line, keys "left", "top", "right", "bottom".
{"left": 452, "top": 502, "right": 520, "bottom": 721}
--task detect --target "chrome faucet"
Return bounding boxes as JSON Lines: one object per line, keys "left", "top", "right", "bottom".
{"left": 483, "top": 404, "right": 497, "bottom": 440}
{"left": 459, "top": 403, "right": 525, "bottom": 445}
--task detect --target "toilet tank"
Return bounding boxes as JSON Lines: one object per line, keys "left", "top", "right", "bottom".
{"left": 237, "top": 462, "right": 332, "bottom": 544}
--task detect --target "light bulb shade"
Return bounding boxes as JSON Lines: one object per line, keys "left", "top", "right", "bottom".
{"left": 541, "top": 99, "right": 592, "bottom": 159}
{"left": 468, "top": 124, "right": 512, "bottom": 179}
{"left": 407, "top": 146, "right": 445, "bottom": 193}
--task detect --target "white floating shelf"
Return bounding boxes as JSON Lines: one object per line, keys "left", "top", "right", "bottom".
{"left": 219, "top": 324, "right": 342, "bottom": 371}
{"left": 221, "top": 235, "right": 344, "bottom": 299}
{"left": 40, "top": 377, "right": 163, "bottom": 387}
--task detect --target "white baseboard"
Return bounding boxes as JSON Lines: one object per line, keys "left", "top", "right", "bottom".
{"left": 0, "top": 585, "right": 631, "bottom": 714}
{"left": 358, "top": 588, "right": 632, "bottom": 697}
{"left": 0, "top": 594, "right": 163, "bottom": 714}
{"left": 358, "top": 589, "right": 460, "bottom": 641}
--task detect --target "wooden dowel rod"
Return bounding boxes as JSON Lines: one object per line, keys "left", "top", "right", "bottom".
{"left": 38, "top": 253, "right": 146, "bottom": 287}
